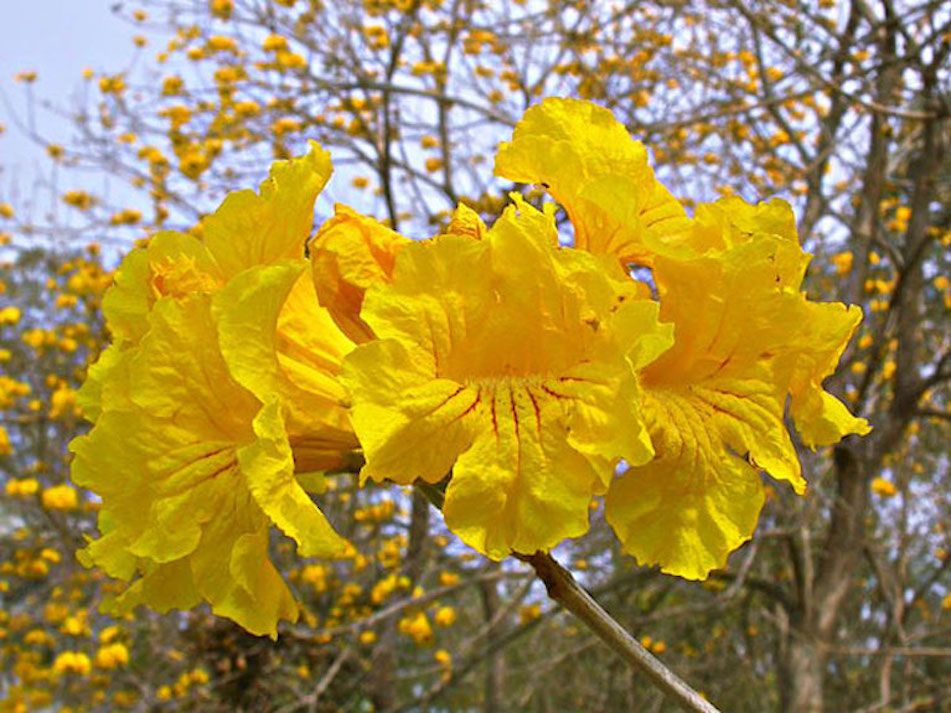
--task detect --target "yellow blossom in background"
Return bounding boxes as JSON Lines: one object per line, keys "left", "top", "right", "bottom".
{"left": 0, "top": 306, "right": 20, "bottom": 325}
{"left": 49, "top": 385, "right": 79, "bottom": 420}
{"left": 0, "top": 425, "right": 11, "bottom": 455}
{"left": 5, "top": 478, "right": 39, "bottom": 497}
{"left": 53, "top": 652, "right": 92, "bottom": 676}
{"left": 398, "top": 611, "right": 433, "bottom": 645}
{"left": 434, "top": 648, "right": 452, "bottom": 680}
{"left": 519, "top": 603, "right": 541, "bottom": 624}
{"left": 210, "top": 0, "right": 233, "bottom": 18}
{"left": 831, "top": 250, "right": 853, "bottom": 275}
{"left": 433, "top": 606, "right": 457, "bottom": 627}
{"left": 871, "top": 477, "right": 897, "bottom": 497}
{"left": 41, "top": 484, "right": 79, "bottom": 511}
{"left": 94, "top": 643, "right": 130, "bottom": 669}
{"left": 62, "top": 191, "right": 96, "bottom": 211}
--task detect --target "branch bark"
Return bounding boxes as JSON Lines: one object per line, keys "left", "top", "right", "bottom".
{"left": 517, "top": 552, "right": 721, "bottom": 713}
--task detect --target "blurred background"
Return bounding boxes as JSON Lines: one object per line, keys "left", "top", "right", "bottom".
{"left": 0, "top": 0, "right": 948, "bottom": 710}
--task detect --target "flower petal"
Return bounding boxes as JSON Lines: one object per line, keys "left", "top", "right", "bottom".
{"left": 494, "top": 97, "right": 688, "bottom": 266}
{"left": 203, "top": 140, "right": 332, "bottom": 276}
{"left": 443, "top": 389, "right": 599, "bottom": 560}
{"left": 237, "top": 398, "right": 349, "bottom": 559}
{"left": 787, "top": 301, "right": 871, "bottom": 447}
{"left": 343, "top": 339, "right": 480, "bottom": 484}
{"left": 70, "top": 295, "right": 339, "bottom": 635}
{"left": 309, "top": 204, "right": 410, "bottom": 343}
{"left": 214, "top": 260, "right": 357, "bottom": 470}
{"left": 605, "top": 393, "right": 766, "bottom": 580}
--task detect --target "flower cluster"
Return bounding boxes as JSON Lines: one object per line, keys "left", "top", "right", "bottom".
{"left": 72, "top": 98, "right": 868, "bottom": 636}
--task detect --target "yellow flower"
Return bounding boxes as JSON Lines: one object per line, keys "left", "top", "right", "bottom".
{"left": 5, "top": 478, "right": 39, "bottom": 497}
{"left": 492, "top": 100, "right": 868, "bottom": 579}
{"left": 0, "top": 306, "right": 20, "bottom": 324}
{"left": 103, "top": 142, "right": 332, "bottom": 343}
{"left": 94, "top": 642, "right": 130, "bottom": 669}
{"left": 41, "top": 484, "right": 79, "bottom": 511}
{"left": 398, "top": 611, "right": 433, "bottom": 645}
{"left": 494, "top": 97, "right": 689, "bottom": 267}
{"left": 831, "top": 250, "right": 853, "bottom": 275}
{"left": 210, "top": 0, "right": 233, "bottom": 19}
{"left": 603, "top": 197, "right": 869, "bottom": 579}
{"left": 342, "top": 197, "right": 672, "bottom": 559}
{"left": 49, "top": 385, "right": 79, "bottom": 420}
{"left": 53, "top": 652, "right": 92, "bottom": 676}
{"left": 262, "top": 34, "right": 289, "bottom": 52}
{"left": 62, "top": 190, "right": 96, "bottom": 211}
{"left": 71, "top": 297, "right": 347, "bottom": 636}
{"left": 0, "top": 426, "right": 12, "bottom": 456}
{"left": 871, "top": 477, "right": 897, "bottom": 497}
{"left": 519, "top": 603, "right": 541, "bottom": 624}
{"left": 434, "top": 648, "right": 452, "bottom": 679}
{"left": 433, "top": 606, "right": 456, "bottom": 627}
{"left": 71, "top": 144, "right": 356, "bottom": 636}
{"left": 206, "top": 35, "right": 238, "bottom": 53}
{"left": 438, "top": 572, "right": 460, "bottom": 586}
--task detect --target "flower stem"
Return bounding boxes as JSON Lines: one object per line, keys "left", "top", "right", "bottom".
{"left": 517, "top": 551, "right": 720, "bottom": 713}
{"left": 413, "top": 483, "right": 719, "bottom": 712}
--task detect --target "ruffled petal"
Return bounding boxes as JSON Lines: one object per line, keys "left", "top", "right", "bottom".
{"left": 70, "top": 295, "right": 343, "bottom": 636}
{"left": 606, "top": 392, "right": 766, "bottom": 581}
{"left": 787, "top": 301, "right": 871, "bottom": 447}
{"left": 237, "top": 399, "right": 349, "bottom": 558}
{"left": 309, "top": 204, "right": 411, "bottom": 343}
{"left": 494, "top": 97, "right": 688, "bottom": 266}
{"left": 343, "top": 339, "right": 480, "bottom": 484}
{"left": 214, "top": 260, "right": 357, "bottom": 470}
{"left": 203, "top": 141, "right": 332, "bottom": 276}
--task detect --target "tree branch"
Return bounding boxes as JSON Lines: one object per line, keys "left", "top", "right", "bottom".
{"left": 517, "top": 552, "right": 721, "bottom": 713}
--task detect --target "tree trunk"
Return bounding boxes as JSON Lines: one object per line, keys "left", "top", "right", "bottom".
{"left": 779, "top": 633, "right": 824, "bottom": 713}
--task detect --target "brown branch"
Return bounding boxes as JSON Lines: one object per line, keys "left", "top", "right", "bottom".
{"left": 517, "top": 552, "right": 721, "bottom": 713}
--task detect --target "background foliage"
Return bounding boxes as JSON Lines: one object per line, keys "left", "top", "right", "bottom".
{"left": 0, "top": 0, "right": 948, "bottom": 710}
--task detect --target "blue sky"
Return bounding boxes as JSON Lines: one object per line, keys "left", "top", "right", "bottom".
{"left": 0, "top": 1, "right": 131, "bottom": 186}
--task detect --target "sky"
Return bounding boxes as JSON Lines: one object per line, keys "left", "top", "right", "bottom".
{"left": 0, "top": 1, "right": 132, "bottom": 190}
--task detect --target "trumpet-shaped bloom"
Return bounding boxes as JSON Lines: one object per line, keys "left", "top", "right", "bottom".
{"left": 82, "top": 142, "right": 336, "bottom": 422}
{"left": 494, "top": 97, "right": 689, "bottom": 266}
{"left": 72, "top": 296, "right": 347, "bottom": 637}
{"left": 494, "top": 100, "right": 867, "bottom": 578}
{"left": 604, "top": 198, "right": 870, "bottom": 579}
{"left": 342, "top": 199, "right": 673, "bottom": 559}
{"left": 72, "top": 143, "right": 356, "bottom": 635}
